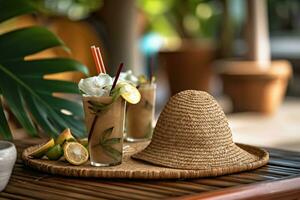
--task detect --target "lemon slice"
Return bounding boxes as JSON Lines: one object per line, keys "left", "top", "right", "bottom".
{"left": 63, "top": 142, "right": 89, "bottom": 165}
{"left": 29, "top": 138, "right": 55, "bottom": 158}
{"left": 119, "top": 83, "right": 141, "bottom": 104}
{"left": 46, "top": 144, "right": 63, "bottom": 160}
{"left": 56, "top": 128, "right": 75, "bottom": 145}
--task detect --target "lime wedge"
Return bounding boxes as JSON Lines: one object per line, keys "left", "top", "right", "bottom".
{"left": 46, "top": 144, "right": 63, "bottom": 160}
{"left": 29, "top": 138, "right": 55, "bottom": 158}
{"left": 56, "top": 128, "right": 75, "bottom": 145}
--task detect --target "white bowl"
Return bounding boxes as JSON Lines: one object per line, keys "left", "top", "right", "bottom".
{"left": 0, "top": 141, "right": 17, "bottom": 192}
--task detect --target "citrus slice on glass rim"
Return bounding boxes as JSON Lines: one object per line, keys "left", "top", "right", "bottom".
{"left": 119, "top": 83, "right": 141, "bottom": 104}
{"left": 29, "top": 138, "right": 55, "bottom": 158}
{"left": 63, "top": 142, "right": 89, "bottom": 165}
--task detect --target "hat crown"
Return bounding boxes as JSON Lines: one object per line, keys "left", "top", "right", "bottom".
{"left": 152, "top": 90, "right": 233, "bottom": 148}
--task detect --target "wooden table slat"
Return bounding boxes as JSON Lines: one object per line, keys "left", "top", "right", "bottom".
{"left": 0, "top": 192, "right": 32, "bottom": 200}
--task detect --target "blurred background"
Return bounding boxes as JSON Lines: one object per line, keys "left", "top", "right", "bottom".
{"left": 2, "top": 0, "right": 300, "bottom": 150}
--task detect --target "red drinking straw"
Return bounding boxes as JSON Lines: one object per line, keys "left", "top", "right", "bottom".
{"left": 110, "top": 63, "right": 124, "bottom": 94}
{"left": 96, "top": 47, "right": 106, "bottom": 74}
{"left": 90, "top": 46, "right": 102, "bottom": 74}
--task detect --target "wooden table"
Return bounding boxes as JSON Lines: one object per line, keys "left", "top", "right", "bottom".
{"left": 1, "top": 139, "right": 300, "bottom": 200}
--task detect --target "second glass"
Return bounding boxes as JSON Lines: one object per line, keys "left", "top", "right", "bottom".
{"left": 83, "top": 96, "right": 125, "bottom": 167}
{"left": 126, "top": 83, "right": 156, "bottom": 142}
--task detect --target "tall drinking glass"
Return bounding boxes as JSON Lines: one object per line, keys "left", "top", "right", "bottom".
{"left": 126, "top": 83, "right": 156, "bottom": 142}
{"left": 82, "top": 96, "right": 125, "bottom": 166}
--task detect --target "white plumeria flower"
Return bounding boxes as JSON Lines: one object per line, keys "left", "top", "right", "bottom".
{"left": 78, "top": 73, "right": 113, "bottom": 96}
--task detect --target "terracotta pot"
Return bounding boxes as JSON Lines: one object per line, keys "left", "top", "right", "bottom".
{"left": 159, "top": 42, "right": 215, "bottom": 96}
{"left": 217, "top": 60, "right": 292, "bottom": 114}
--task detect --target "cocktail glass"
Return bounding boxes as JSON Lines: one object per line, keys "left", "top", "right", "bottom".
{"left": 126, "top": 83, "right": 156, "bottom": 142}
{"left": 82, "top": 96, "right": 125, "bottom": 166}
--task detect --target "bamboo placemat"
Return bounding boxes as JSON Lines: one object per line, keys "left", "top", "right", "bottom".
{"left": 22, "top": 142, "right": 268, "bottom": 179}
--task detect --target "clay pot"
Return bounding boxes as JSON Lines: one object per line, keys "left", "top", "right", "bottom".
{"left": 159, "top": 41, "right": 215, "bottom": 96}
{"left": 217, "top": 60, "right": 292, "bottom": 114}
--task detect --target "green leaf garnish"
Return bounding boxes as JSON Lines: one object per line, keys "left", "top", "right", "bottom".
{"left": 101, "top": 144, "right": 122, "bottom": 161}
{"left": 93, "top": 127, "right": 122, "bottom": 161}
{"left": 104, "top": 138, "right": 121, "bottom": 145}
{"left": 100, "top": 127, "right": 114, "bottom": 143}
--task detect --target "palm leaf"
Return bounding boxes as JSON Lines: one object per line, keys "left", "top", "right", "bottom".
{"left": 0, "top": 98, "right": 12, "bottom": 140}
{"left": 0, "top": 0, "right": 89, "bottom": 139}
{"left": 23, "top": 94, "right": 58, "bottom": 138}
{"left": 0, "top": 0, "right": 35, "bottom": 23}
{"left": 2, "top": 58, "right": 88, "bottom": 77}
{"left": 0, "top": 26, "right": 67, "bottom": 61}
{"left": 41, "top": 95, "right": 83, "bottom": 117}
{"left": 21, "top": 78, "right": 80, "bottom": 94}
{"left": 0, "top": 74, "right": 37, "bottom": 137}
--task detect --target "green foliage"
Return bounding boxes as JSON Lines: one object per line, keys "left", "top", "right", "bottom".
{"left": 32, "top": 0, "right": 103, "bottom": 20}
{"left": 0, "top": 0, "right": 89, "bottom": 140}
{"left": 0, "top": 0, "right": 36, "bottom": 23}
{"left": 138, "top": 0, "right": 222, "bottom": 39}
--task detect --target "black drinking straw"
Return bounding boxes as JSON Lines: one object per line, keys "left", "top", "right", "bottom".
{"left": 110, "top": 62, "right": 124, "bottom": 94}
{"left": 88, "top": 113, "right": 98, "bottom": 142}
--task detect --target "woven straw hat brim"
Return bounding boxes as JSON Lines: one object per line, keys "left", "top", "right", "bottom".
{"left": 23, "top": 142, "right": 268, "bottom": 179}
{"left": 132, "top": 143, "right": 269, "bottom": 171}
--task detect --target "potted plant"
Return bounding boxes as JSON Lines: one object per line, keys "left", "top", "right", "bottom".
{"left": 139, "top": 0, "right": 221, "bottom": 95}
{"left": 0, "top": 0, "right": 88, "bottom": 140}
{"left": 216, "top": 0, "right": 292, "bottom": 114}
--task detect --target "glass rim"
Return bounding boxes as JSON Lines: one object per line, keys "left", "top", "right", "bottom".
{"left": 138, "top": 83, "right": 157, "bottom": 89}
{"left": 0, "top": 141, "right": 15, "bottom": 152}
{"left": 82, "top": 95, "right": 113, "bottom": 99}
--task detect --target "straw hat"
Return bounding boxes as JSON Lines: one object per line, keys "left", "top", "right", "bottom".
{"left": 133, "top": 90, "right": 269, "bottom": 172}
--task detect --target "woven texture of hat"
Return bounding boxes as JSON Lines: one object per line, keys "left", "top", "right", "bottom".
{"left": 133, "top": 90, "right": 260, "bottom": 170}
